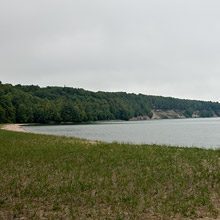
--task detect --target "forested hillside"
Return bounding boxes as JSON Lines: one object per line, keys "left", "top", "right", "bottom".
{"left": 0, "top": 82, "right": 220, "bottom": 123}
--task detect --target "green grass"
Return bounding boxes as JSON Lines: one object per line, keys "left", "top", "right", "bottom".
{"left": 0, "top": 130, "right": 220, "bottom": 219}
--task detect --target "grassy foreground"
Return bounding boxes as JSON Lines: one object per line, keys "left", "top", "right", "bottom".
{"left": 0, "top": 130, "right": 220, "bottom": 219}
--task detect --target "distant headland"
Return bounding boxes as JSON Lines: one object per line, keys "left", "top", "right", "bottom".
{"left": 0, "top": 82, "right": 220, "bottom": 124}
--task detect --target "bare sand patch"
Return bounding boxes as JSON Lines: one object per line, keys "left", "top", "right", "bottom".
{"left": 1, "top": 124, "right": 28, "bottom": 133}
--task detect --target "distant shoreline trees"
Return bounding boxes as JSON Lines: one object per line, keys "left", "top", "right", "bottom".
{"left": 0, "top": 83, "right": 220, "bottom": 124}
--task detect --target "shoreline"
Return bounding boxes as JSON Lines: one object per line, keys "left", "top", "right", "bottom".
{"left": 1, "top": 121, "right": 220, "bottom": 150}
{"left": 0, "top": 126, "right": 220, "bottom": 219}
{"left": 1, "top": 124, "right": 28, "bottom": 133}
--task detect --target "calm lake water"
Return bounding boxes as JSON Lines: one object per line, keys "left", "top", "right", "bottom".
{"left": 25, "top": 118, "right": 220, "bottom": 149}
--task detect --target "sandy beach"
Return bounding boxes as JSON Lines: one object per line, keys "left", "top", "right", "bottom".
{"left": 1, "top": 124, "right": 28, "bottom": 133}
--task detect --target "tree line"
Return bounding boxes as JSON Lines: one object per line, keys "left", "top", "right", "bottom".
{"left": 0, "top": 82, "right": 220, "bottom": 123}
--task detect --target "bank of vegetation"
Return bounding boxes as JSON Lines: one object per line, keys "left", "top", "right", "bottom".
{"left": 1, "top": 82, "right": 220, "bottom": 123}
{"left": 0, "top": 129, "right": 219, "bottom": 219}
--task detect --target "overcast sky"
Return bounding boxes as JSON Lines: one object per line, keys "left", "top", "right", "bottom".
{"left": 1, "top": 0, "right": 220, "bottom": 101}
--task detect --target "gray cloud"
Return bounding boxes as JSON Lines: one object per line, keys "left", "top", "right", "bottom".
{"left": 1, "top": 0, "right": 220, "bottom": 101}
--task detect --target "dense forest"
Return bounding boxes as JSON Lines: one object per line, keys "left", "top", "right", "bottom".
{"left": 0, "top": 82, "right": 220, "bottom": 123}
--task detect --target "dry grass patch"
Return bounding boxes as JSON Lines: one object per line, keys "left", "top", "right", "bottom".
{"left": 0, "top": 130, "right": 220, "bottom": 219}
